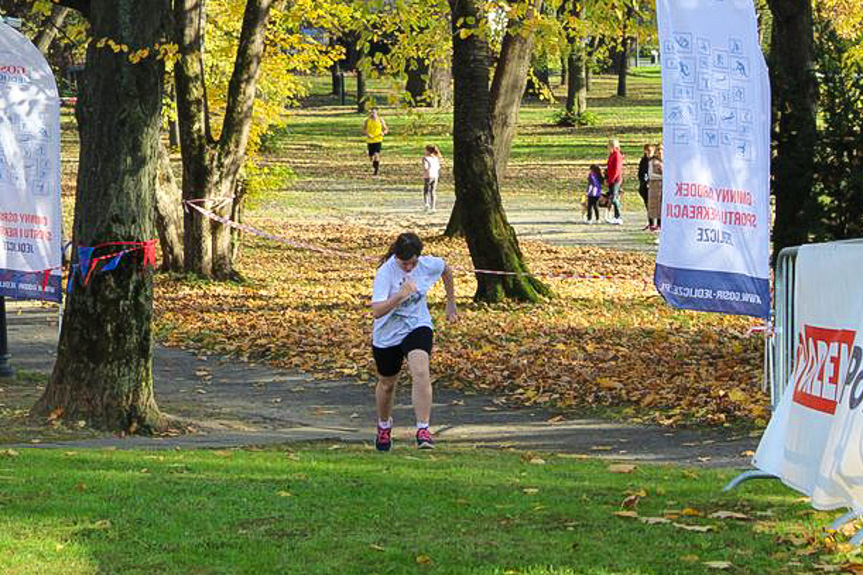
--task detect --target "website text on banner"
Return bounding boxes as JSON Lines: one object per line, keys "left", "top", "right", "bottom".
{"left": 0, "top": 22, "right": 62, "bottom": 303}
{"left": 753, "top": 243, "right": 863, "bottom": 513}
{"left": 654, "top": 0, "right": 771, "bottom": 319}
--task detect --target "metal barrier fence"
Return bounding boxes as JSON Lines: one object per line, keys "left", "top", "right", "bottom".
{"left": 726, "top": 240, "right": 863, "bottom": 540}
{"left": 770, "top": 246, "right": 799, "bottom": 408}
{"left": 768, "top": 239, "right": 863, "bottom": 408}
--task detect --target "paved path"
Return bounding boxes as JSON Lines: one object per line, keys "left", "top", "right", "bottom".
{"left": 6, "top": 301, "right": 759, "bottom": 467}
{"left": 262, "top": 171, "right": 661, "bottom": 253}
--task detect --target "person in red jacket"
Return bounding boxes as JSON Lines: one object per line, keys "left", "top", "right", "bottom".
{"left": 605, "top": 138, "right": 624, "bottom": 225}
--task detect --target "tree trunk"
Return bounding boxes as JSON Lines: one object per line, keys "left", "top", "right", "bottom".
{"left": 210, "top": 0, "right": 273, "bottom": 279}
{"left": 490, "top": 0, "right": 542, "bottom": 180}
{"left": 444, "top": 198, "right": 463, "bottom": 236}
{"left": 566, "top": 52, "right": 587, "bottom": 114}
{"left": 616, "top": 7, "right": 633, "bottom": 97}
{"left": 616, "top": 43, "right": 629, "bottom": 97}
{"left": 33, "top": 0, "right": 168, "bottom": 432}
{"left": 616, "top": 45, "right": 628, "bottom": 97}
{"left": 175, "top": 0, "right": 274, "bottom": 280}
{"left": 356, "top": 67, "right": 367, "bottom": 112}
{"left": 331, "top": 62, "right": 341, "bottom": 95}
{"left": 175, "top": 0, "right": 213, "bottom": 277}
{"left": 167, "top": 83, "right": 180, "bottom": 147}
{"left": 767, "top": 0, "right": 817, "bottom": 258}
{"left": 34, "top": 5, "right": 69, "bottom": 55}
{"left": 155, "top": 140, "right": 184, "bottom": 271}
{"left": 168, "top": 118, "right": 180, "bottom": 148}
{"left": 565, "top": 2, "right": 587, "bottom": 115}
{"left": 559, "top": 54, "right": 567, "bottom": 86}
{"left": 534, "top": 58, "right": 550, "bottom": 90}
{"left": 447, "top": 0, "right": 548, "bottom": 303}
{"left": 429, "top": 57, "right": 452, "bottom": 107}
{"left": 405, "top": 57, "right": 430, "bottom": 106}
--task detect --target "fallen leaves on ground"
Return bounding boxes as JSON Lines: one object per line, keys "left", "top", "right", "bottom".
{"left": 154, "top": 222, "right": 766, "bottom": 427}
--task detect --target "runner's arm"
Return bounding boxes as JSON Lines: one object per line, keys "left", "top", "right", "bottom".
{"left": 371, "top": 279, "right": 416, "bottom": 319}
{"left": 442, "top": 264, "right": 457, "bottom": 321}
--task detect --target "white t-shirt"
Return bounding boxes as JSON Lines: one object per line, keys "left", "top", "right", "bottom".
{"left": 422, "top": 155, "right": 441, "bottom": 180}
{"left": 371, "top": 255, "right": 446, "bottom": 348}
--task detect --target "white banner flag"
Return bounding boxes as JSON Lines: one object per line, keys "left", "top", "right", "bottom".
{"left": 754, "top": 243, "right": 863, "bottom": 511}
{"left": 0, "top": 21, "right": 62, "bottom": 302}
{"left": 654, "top": 0, "right": 771, "bottom": 318}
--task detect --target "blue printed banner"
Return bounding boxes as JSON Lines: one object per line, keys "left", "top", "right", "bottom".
{"left": 654, "top": 0, "right": 771, "bottom": 318}
{"left": 0, "top": 269, "right": 61, "bottom": 301}
{"left": 0, "top": 21, "right": 62, "bottom": 303}
{"left": 654, "top": 263, "right": 770, "bottom": 317}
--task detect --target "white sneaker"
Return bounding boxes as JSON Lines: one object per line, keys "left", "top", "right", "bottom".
{"left": 612, "top": 218, "right": 623, "bottom": 225}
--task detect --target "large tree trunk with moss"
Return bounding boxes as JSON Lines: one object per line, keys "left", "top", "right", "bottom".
{"left": 447, "top": 0, "right": 548, "bottom": 303}
{"left": 768, "top": 0, "right": 817, "bottom": 258}
{"left": 155, "top": 141, "right": 184, "bottom": 271}
{"left": 490, "top": 0, "right": 542, "bottom": 180}
{"left": 175, "top": 0, "right": 273, "bottom": 280}
{"left": 33, "top": 0, "right": 168, "bottom": 432}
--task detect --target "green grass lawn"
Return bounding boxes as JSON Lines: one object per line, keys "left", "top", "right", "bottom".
{"left": 0, "top": 445, "right": 852, "bottom": 574}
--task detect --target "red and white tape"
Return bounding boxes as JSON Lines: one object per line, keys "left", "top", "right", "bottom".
{"left": 184, "top": 200, "right": 649, "bottom": 283}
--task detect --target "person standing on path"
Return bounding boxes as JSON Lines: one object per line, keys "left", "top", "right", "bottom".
{"left": 584, "top": 164, "right": 603, "bottom": 224}
{"left": 647, "top": 144, "right": 664, "bottom": 231}
{"left": 421, "top": 144, "right": 442, "bottom": 212}
{"left": 605, "top": 138, "right": 625, "bottom": 225}
{"left": 371, "top": 232, "right": 457, "bottom": 451}
{"left": 637, "top": 143, "right": 655, "bottom": 229}
{"left": 362, "top": 107, "right": 389, "bottom": 175}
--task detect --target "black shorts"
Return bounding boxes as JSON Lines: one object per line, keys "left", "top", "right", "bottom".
{"left": 367, "top": 142, "right": 382, "bottom": 156}
{"left": 372, "top": 326, "right": 433, "bottom": 377}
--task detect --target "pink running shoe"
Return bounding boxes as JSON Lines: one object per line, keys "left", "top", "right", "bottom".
{"left": 375, "top": 425, "right": 392, "bottom": 452}
{"left": 416, "top": 428, "right": 435, "bottom": 450}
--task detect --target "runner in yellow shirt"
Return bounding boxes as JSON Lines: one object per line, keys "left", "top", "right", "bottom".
{"left": 362, "top": 107, "right": 389, "bottom": 176}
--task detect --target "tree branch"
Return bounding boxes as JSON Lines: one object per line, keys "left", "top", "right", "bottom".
{"left": 218, "top": 0, "right": 274, "bottom": 172}
{"left": 54, "top": 0, "right": 89, "bottom": 18}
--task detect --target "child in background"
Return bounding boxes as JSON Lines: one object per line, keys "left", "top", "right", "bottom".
{"left": 585, "top": 164, "right": 603, "bottom": 224}
{"left": 422, "top": 145, "right": 442, "bottom": 212}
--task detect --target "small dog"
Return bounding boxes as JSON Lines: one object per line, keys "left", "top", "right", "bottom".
{"left": 580, "top": 194, "right": 613, "bottom": 223}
